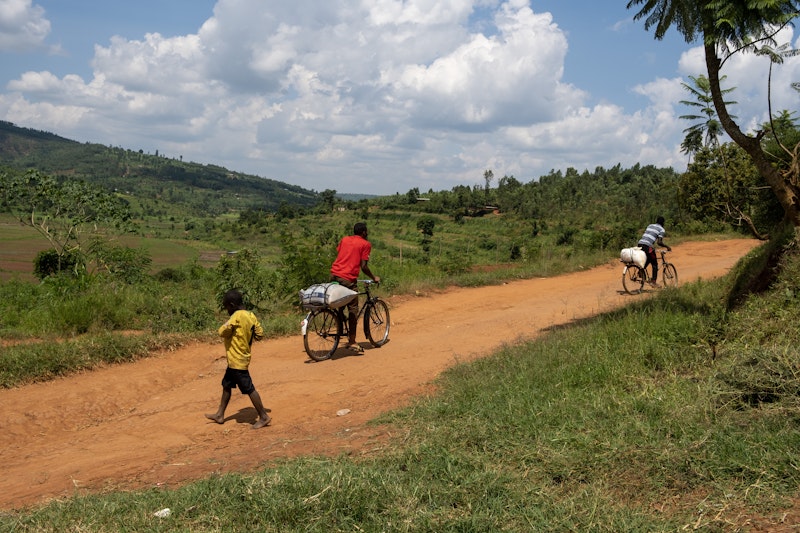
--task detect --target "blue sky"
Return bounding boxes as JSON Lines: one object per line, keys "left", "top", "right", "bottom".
{"left": 1, "top": 0, "right": 798, "bottom": 195}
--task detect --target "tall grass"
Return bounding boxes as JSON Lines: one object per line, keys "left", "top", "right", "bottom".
{"left": 2, "top": 237, "right": 798, "bottom": 530}
{"left": 0, "top": 333, "right": 193, "bottom": 388}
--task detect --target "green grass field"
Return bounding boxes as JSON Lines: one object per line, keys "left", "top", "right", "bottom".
{"left": 0, "top": 215, "right": 222, "bottom": 282}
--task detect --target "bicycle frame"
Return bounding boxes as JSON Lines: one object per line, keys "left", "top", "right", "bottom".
{"left": 302, "top": 280, "right": 391, "bottom": 361}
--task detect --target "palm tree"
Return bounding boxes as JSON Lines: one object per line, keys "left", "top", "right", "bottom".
{"left": 680, "top": 128, "right": 703, "bottom": 160}
{"left": 627, "top": 0, "right": 800, "bottom": 228}
{"left": 679, "top": 74, "right": 736, "bottom": 156}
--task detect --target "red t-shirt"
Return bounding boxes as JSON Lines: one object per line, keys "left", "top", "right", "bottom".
{"left": 330, "top": 235, "right": 371, "bottom": 282}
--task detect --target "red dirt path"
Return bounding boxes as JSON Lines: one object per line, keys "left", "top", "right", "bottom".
{"left": 0, "top": 239, "right": 761, "bottom": 511}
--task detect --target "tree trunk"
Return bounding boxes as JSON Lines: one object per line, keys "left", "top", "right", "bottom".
{"left": 705, "top": 43, "right": 800, "bottom": 228}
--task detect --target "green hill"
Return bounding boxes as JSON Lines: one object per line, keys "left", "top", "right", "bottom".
{"left": 0, "top": 121, "right": 320, "bottom": 217}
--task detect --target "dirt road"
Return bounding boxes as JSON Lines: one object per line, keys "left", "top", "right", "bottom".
{"left": 0, "top": 239, "right": 760, "bottom": 510}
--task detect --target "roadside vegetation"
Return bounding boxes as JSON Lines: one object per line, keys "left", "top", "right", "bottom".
{"left": 1, "top": 156, "right": 743, "bottom": 388}
{"left": 2, "top": 225, "right": 798, "bottom": 530}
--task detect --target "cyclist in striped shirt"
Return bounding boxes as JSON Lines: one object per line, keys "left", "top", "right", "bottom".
{"left": 637, "top": 216, "right": 672, "bottom": 286}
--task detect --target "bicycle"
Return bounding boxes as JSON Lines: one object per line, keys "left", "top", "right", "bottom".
{"left": 621, "top": 249, "right": 678, "bottom": 294}
{"left": 301, "top": 280, "right": 390, "bottom": 361}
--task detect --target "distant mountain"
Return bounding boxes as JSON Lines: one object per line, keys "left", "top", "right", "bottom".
{"left": 0, "top": 121, "right": 320, "bottom": 217}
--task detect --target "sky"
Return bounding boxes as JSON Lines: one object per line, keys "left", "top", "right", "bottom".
{"left": 1, "top": 0, "right": 799, "bottom": 196}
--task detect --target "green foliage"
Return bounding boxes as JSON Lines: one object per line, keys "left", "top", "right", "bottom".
{"left": 276, "top": 227, "right": 337, "bottom": 291}
{"left": 377, "top": 164, "right": 685, "bottom": 235}
{"left": 318, "top": 189, "right": 337, "bottom": 212}
{"left": 33, "top": 248, "right": 82, "bottom": 280}
{"left": 679, "top": 142, "right": 781, "bottom": 237}
{"left": 87, "top": 238, "right": 153, "bottom": 283}
{"left": 1, "top": 169, "right": 132, "bottom": 265}
{"left": 433, "top": 251, "right": 472, "bottom": 275}
{"left": 214, "top": 248, "right": 293, "bottom": 316}
{"left": 629, "top": 0, "right": 800, "bottom": 228}
{"left": 416, "top": 215, "right": 436, "bottom": 236}
{"left": 762, "top": 110, "right": 800, "bottom": 171}
{"left": 679, "top": 73, "right": 736, "bottom": 154}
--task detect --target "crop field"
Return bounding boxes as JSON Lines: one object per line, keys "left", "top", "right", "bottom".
{"left": 0, "top": 215, "right": 222, "bottom": 281}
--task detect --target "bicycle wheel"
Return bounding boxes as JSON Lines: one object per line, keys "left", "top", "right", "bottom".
{"left": 303, "top": 308, "right": 341, "bottom": 361}
{"left": 622, "top": 264, "right": 645, "bottom": 294}
{"left": 661, "top": 263, "right": 678, "bottom": 288}
{"left": 364, "top": 298, "right": 390, "bottom": 347}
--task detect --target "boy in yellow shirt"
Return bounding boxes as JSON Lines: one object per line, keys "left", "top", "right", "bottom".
{"left": 205, "top": 289, "right": 271, "bottom": 429}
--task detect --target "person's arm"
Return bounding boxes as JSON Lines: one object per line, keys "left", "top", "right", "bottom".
{"left": 219, "top": 321, "right": 236, "bottom": 338}
{"left": 360, "top": 259, "right": 380, "bottom": 284}
{"left": 656, "top": 236, "right": 672, "bottom": 252}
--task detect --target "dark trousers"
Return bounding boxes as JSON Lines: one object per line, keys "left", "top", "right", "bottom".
{"left": 332, "top": 276, "right": 358, "bottom": 342}
{"left": 640, "top": 245, "right": 658, "bottom": 280}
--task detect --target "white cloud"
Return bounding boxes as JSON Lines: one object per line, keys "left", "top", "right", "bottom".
{"left": 0, "top": 0, "right": 50, "bottom": 52}
{"left": 92, "top": 33, "right": 206, "bottom": 93}
{"left": 388, "top": 3, "right": 581, "bottom": 130}
{"left": 7, "top": 0, "right": 796, "bottom": 194}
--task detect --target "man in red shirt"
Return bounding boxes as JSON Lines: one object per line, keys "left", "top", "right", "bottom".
{"left": 330, "top": 222, "right": 381, "bottom": 352}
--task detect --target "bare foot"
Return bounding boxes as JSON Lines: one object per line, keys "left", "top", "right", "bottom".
{"left": 205, "top": 413, "right": 224, "bottom": 424}
{"left": 252, "top": 415, "right": 271, "bottom": 429}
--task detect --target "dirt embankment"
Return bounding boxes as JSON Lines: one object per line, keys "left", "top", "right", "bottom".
{"left": 0, "top": 239, "right": 760, "bottom": 510}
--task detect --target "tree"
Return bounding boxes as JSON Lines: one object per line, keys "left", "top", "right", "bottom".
{"left": 680, "top": 128, "right": 704, "bottom": 160}
{"left": 319, "top": 189, "right": 337, "bottom": 212}
{"left": 483, "top": 169, "right": 494, "bottom": 203}
{"left": 0, "top": 170, "right": 132, "bottom": 271}
{"left": 761, "top": 110, "right": 800, "bottom": 172}
{"left": 416, "top": 216, "right": 436, "bottom": 237}
{"left": 679, "top": 74, "right": 737, "bottom": 156}
{"left": 679, "top": 143, "right": 778, "bottom": 238}
{"left": 416, "top": 216, "right": 436, "bottom": 260}
{"left": 628, "top": 0, "right": 800, "bottom": 228}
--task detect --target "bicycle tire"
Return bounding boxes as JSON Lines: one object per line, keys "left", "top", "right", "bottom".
{"left": 303, "top": 308, "right": 341, "bottom": 361}
{"left": 662, "top": 263, "right": 678, "bottom": 288}
{"left": 622, "top": 264, "right": 645, "bottom": 294}
{"left": 364, "top": 298, "right": 390, "bottom": 347}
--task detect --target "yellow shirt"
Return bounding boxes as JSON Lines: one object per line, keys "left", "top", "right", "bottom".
{"left": 218, "top": 309, "right": 264, "bottom": 370}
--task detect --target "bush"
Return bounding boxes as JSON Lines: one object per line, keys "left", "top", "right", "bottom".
{"left": 88, "top": 240, "right": 152, "bottom": 283}
{"left": 33, "top": 248, "right": 82, "bottom": 280}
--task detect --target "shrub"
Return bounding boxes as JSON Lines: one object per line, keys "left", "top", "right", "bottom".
{"left": 33, "top": 248, "right": 82, "bottom": 280}
{"left": 88, "top": 239, "right": 152, "bottom": 283}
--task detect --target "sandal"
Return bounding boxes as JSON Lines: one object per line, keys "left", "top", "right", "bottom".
{"left": 345, "top": 343, "right": 364, "bottom": 353}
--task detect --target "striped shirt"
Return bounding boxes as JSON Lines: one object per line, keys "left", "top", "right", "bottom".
{"left": 638, "top": 223, "right": 665, "bottom": 248}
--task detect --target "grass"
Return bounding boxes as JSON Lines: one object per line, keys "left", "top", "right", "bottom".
{"left": 1, "top": 235, "right": 799, "bottom": 530}
{"left": 0, "top": 332, "right": 194, "bottom": 388}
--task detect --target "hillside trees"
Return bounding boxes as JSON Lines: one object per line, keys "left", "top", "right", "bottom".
{"left": 628, "top": 0, "right": 800, "bottom": 228}
{"left": 374, "top": 164, "right": 683, "bottom": 238}
{"left": 0, "top": 122, "right": 320, "bottom": 217}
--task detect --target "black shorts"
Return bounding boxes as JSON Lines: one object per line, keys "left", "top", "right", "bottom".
{"left": 221, "top": 367, "right": 256, "bottom": 395}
